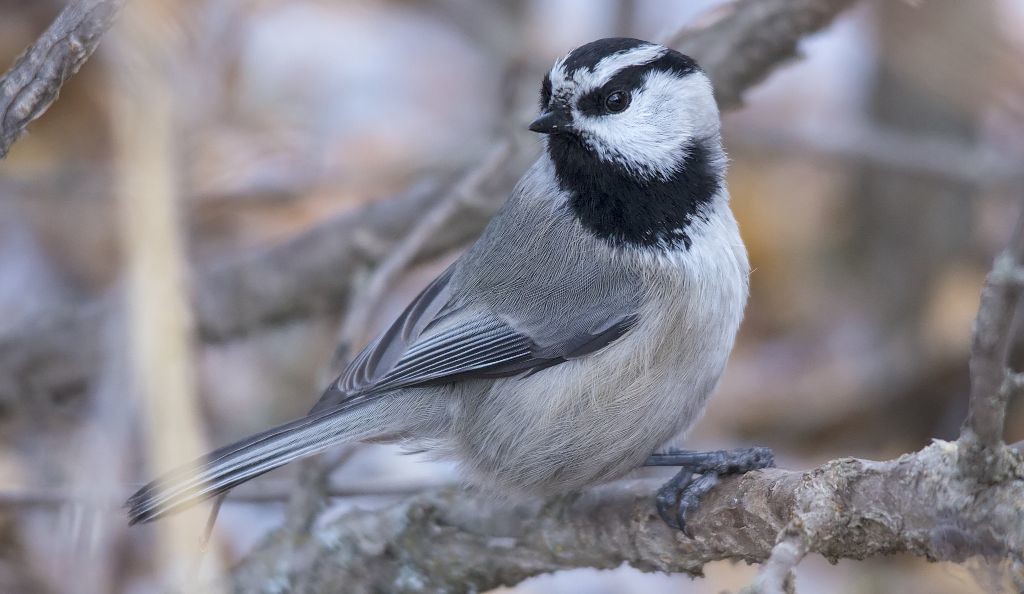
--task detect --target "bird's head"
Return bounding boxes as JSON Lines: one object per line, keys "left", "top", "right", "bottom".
{"left": 531, "top": 38, "right": 719, "bottom": 183}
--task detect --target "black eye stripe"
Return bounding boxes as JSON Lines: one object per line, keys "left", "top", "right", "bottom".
{"left": 577, "top": 89, "right": 605, "bottom": 116}
{"left": 574, "top": 51, "right": 699, "bottom": 117}
{"left": 540, "top": 73, "right": 552, "bottom": 109}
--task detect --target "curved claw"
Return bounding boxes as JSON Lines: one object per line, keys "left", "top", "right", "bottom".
{"left": 655, "top": 471, "right": 692, "bottom": 529}
{"left": 655, "top": 489, "right": 678, "bottom": 529}
{"left": 650, "top": 446, "right": 776, "bottom": 534}
{"left": 675, "top": 473, "right": 719, "bottom": 536}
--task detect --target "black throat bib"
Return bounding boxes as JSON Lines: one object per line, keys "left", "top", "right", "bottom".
{"left": 546, "top": 135, "right": 722, "bottom": 250}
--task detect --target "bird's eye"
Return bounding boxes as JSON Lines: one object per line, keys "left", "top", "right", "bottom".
{"left": 604, "top": 90, "right": 630, "bottom": 113}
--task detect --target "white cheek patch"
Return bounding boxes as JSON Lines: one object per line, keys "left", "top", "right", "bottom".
{"left": 574, "top": 71, "right": 720, "bottom": 180}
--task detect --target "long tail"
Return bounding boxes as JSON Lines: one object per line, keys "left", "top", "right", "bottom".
{"left": 126, "top": 395, "right": 383, "bottom": 525}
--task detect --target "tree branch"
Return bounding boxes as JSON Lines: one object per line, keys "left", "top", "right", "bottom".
{"left": 729, "top": 122, "right": 1023, "bottom": 187}
{"left": 0, "top": 0, "right": 125, "bottom": 158}
{"left": 230, "top": 441, "right": 1024, "bottom": 593}
{"left": 962, "top": 210, "right": 1024, "bottom": 449}
{"left": 665, "top": 0, "right": 857, "bottom": 109}
{"left": 328, "top": 140, "right": 514, "bottom": 373}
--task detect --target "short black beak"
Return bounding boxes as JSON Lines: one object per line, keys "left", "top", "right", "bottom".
{"left": 529, "top": 110, "right": 572, "bottom": 134}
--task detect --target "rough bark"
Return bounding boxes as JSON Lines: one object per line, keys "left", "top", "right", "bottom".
{"left": 229, "top": 441, "right": 1024, "bottom": 593}
{"left": 0, "top": 0, "right": 126, "bottom": 158}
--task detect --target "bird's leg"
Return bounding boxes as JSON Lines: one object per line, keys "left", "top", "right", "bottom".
{"left": 645, "top": 447, "right": 775, "bottom": 533}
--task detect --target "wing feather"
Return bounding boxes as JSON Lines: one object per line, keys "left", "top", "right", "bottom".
{"left": 314, "top": 256, "right": 639, "bottom": 412}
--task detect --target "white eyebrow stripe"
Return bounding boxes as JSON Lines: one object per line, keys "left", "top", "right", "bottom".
{"left": 583, "top": 44, "right": 667, "bottom": 91}
{"left": 549, "top": 44, "right": 668, "bottom": 97}
{"left": 549, "top": 55, "right": 570, "bottom": 90}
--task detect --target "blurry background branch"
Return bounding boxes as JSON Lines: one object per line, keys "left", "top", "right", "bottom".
{"left": 731, "top": 122, "right": 1023, "bottom": 187}
{"left": 327, "top": 139, "right": 514, "bottom": 375}
{"left": 106, "top": 0, "right": 225, "bottom": 585}
{"left": 0, "top": 477, "right": 453, "bottom": 509}
{"left": 0, "top": 0, "right": 125, "bottom": 158}
{"left": 0, "top": 0, "right": 858, "bottom": 440}
{"left": 665, "top": 0, "right": 856, "bottom": 109}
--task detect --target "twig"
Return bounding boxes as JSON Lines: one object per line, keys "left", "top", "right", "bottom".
{"left": 0, "top": 0, "right": 126, "bottom": 158}
{"left": 962, "top": 207, "right": 1024, "bottom": 448}
{"left": 330, "top": 140, "right": 513, "bottom": 372}
{"left": 199, "top": 494, "right": 226, "bottom": 552}
{"left": 744, "top": 523, "right": 808, "bottom": 594}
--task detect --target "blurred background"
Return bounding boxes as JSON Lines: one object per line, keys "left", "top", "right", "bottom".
{"left": 1, "top": 0, "right": 1023, "bottom": 592}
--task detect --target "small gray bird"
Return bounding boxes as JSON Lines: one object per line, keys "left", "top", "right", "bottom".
{"left": 127, "top": 38, "right": 773, "bottom": 531}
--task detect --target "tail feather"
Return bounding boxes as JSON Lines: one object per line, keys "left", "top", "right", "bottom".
{"left": 126, "top": 395, "right": 381, "bottom": 525}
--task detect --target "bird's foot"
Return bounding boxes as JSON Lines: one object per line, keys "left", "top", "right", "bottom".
{"left": 646, "top": 447, "right": 775, "bottom": 534}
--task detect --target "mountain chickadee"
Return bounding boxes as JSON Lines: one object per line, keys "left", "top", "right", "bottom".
{"left": 127, "top": 37, "right": 774, "bottom": 531}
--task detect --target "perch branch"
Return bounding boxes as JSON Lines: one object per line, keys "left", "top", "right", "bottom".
{"left": 230, "top": 441, "right": 1024, "bottom": 593}
{"left": 0, "top": 0, "right": 126, "bottom": 158}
